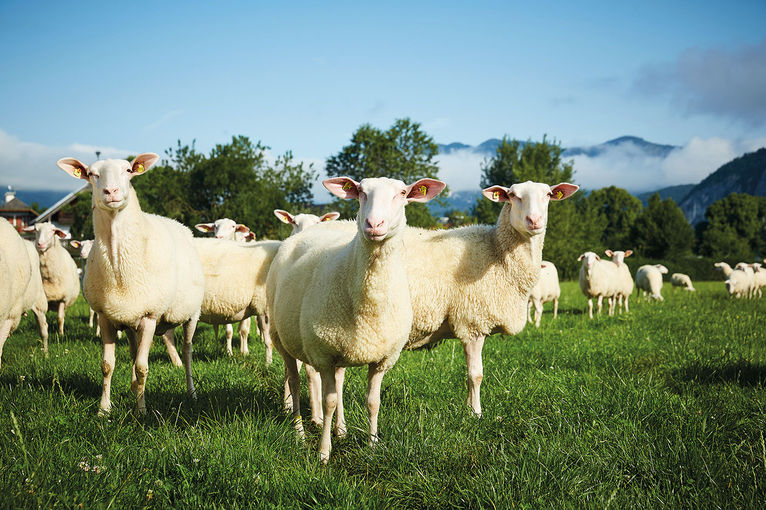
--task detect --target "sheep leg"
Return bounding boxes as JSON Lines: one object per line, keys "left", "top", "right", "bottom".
{"left": 32, "top": 306, "right": 49, "bottom": 355}
{"left": 318, "top": 367, "right": 339, "bottom": 463}
{"left": 284, "top": 358, "right": 303, "bottom": 413}
{"left": 88, "top": 308, "right": 95, "bottom": 328}
{"left": 553, "top": 298, "right": 558, "bottom": 320}
{"left": 57, "top": 301, "right": 66, "bottom": 336}
{"left": 463, "top": 335, "right": 485, "bottom": 416}
{"left": 225, "top": 323, "right": 234, "bottom": 356}
{"left": 161, "top": 329, "right": 183, "bottom": 367}
{"left": 133, "top": 317, "right": 157, "bottom": 415}
{"left": 527, "top": 301, "right": 533, "bottom": 324}
{"left": 125, "top": 329, "right": 138, "bottom": 390}
{"left": 534, "top": 300, "right": 543, "bottom": 328}
{"left": 624, "top": 294, "right": 630, "bottom": 313}
{"left": 213, "top": 324, "right": 219, "bottom": 344}
{"left": 257, "top": 314, "right": 272, "bottom": 365}
{"left": 238, "top": 317, "right": 250, "bottom": 356}
{"left": 0, "top": 319, "right": 13, "bottom": 369}
{"left": 597, "top": 296, "right": 603, "bottom": 315}
{"left": 97, "top": 316, "right": 118, "bottom": 415}
{"left": 305, "top": 363, "right": 324, "bottom": 427}
{"left": 95, "top": 312, "right": 100, "bottom": 336}
{"left": 588, "top": 298, "right": 594, "bottom": 319}
{"left": 284, "top": 354, "right": 304, "bottom": 438}
{"left": 366, "top": 364, "right": 386, "bottom": 448}
{"left": 334, "top": 367, "right": 347, "bottom": 437}
{"left": 181, "top": 314, "right": 198, "bottom": 400}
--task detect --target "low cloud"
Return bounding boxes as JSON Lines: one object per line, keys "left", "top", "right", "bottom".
{"left": 435, "top": 150, "right": 488, "bottom": 191}
{"left": 635, "top": 37, "right": 766, "bottom": 126}
{"left": 0, "top": 130, "right": 134, "bottom": 191}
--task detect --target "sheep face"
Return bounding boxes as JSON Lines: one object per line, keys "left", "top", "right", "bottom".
{"left": 605, "top": 249, "right": 633, "bottom": 267}
{"left": 656, "top": 264, "right": 669, "bottom": 274}
{"left": 57, "top": 153, "right": 159, "bottom": 213}
{"left": 482, "top": 181, "right": 578, "bottom": 236}
{"left": 324, "top": 177, "right": 445, "bottom": 242}
{"left": 577, "top": 251, "right": 600, "bottom": 272}
{"left": 274, "top": 210, "right": 341, "bottom": 235}
{"left": 25, "top": 222, "right": 67, "bottom": 253}
{"left": 196, "top": 218, "right": 250, "bottom": 240}
{"left": 70, "top": 239, "right": 94, "bottom": 259}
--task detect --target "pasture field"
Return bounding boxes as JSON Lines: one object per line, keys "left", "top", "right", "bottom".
{"left": 0, "top": 281, "right": 764, "bottom": 508}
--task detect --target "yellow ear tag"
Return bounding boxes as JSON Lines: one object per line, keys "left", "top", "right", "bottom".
{"left": 493, "top": 191, "right": 499, "bottom": 201}
{"left": 556, "top": 190, "right": 563, "bottom": 199}
{"left": 73, "top": 168, "right": 81, "bottom": 178}
{"left": 136, "top": 163, "right": 145, "bottom": 174}
{"left": 342, "top": 181, "right": 353, "bottom": 191}
{"left": 419, "top": 185, "right": 427, "bottom": 196}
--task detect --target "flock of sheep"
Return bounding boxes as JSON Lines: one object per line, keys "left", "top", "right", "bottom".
{"left": 0, "top": 152, "right": 763, "bottom": 462}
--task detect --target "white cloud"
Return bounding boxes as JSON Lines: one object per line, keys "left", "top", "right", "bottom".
{"left": 0, "top": 130, "right": 134, "bottom": 191}
{"left": 435, "top": 150, "right": 487, "bottom": 191}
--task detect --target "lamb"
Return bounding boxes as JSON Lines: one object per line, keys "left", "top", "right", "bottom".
{"left": 578, "top": 251, "right": 618, "bottom": 318}
{"left": 23, "top": 222, "right": 80, "bottom": 335}
{"left": 670, "top": 273, "right": 696, "bottom": 291}
{"left": 635, "top": 264, "right": 668, "bottom": 301}
{"left": 57, "top": 153, "right": 205, "bottom": 415}
{"left": 274, "top": 209, "right": 341, "bottom": 234}
{"left": 70, "top": 240, "right": 98, "bottom": 333}
{"left": 751, "top": 263, "right": 765, "bottom": 298}
{"left": 267, "top": 176, "right": 445, "bottom": 462}
{"left": 605, "top": 250, "right": 634, "bottom": 313}
{"left": 0, "top": 219, "right": 49, "bottom": 367}
{"left": 527, "top": 261, "right": 560, "bottom": 328}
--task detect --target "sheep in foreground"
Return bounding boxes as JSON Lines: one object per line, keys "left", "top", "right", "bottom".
{"left": 0, "top": 219, "right": 49, "bottom": 367}
{"left": 24, "top": 222, "right": 80, "bottom": 335}
{"left": 605, "top": 249, "right": 634, "bottom": 313}
{"left": 57, "top": 153, "right": 205, "bottom": 415}
{"left": 578, "top": 251, "right": 618, "bottom": 318}
{"left": 267, "top": 176, "right": 445, "bottom": 462}
{"left": 527, "top": 261, "right": 561, "bottom": 328}
{"left": 71, "top": 240, "right": 98, "bottom": 333}
{"left": 274, "top": 209, "right": 341, "bottom": 234}
{"left": 635, "top": 264, "right": 668, "bottom": 301}
{"left": 670, "top": 273, "right": 696, "bottom": 292}
{"left": 192, "top": 238, "right": 281, "bottom": 362}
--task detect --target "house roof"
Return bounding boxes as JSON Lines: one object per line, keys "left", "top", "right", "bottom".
{"left": 0, "top": 197, "right": 36, "bottom": 213}
{"left": 33, "top": 182, "right": 91, "bottom": 224}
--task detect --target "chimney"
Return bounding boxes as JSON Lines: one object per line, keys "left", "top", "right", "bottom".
{"left": 5, "top": 186, "right": 14, "bottom": 204}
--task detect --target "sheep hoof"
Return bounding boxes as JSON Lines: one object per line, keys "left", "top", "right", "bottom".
{"left": 97, "top": 407, "right": 111, "bottom": 417}
{"left": 368, "top": 435, "right": 380, "bottom": 448}
{"left": 135, "top": 406, "right": 147, "bottom": 416}
{"left": 334, "top": 427, "right": 347, "bottom": 439}
{"left": 319, "top": 452, "right": 330, "bottom": 464}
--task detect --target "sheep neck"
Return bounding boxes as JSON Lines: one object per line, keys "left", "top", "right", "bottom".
{"left": 494, "top": 204, "right": 544, "bottom": 283}
{"left": 92, "top": 188, "right": 144, "bottom": 285}
{"left": 348, "top": 233, "right": 407, "bottom": 321}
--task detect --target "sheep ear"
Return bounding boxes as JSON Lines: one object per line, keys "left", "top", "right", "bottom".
{"left": 274, "top": 210, "right": 294, "bottom": 224}
{"left": 595, "top": 254, "right": 601, "bottom": 261}
{"left": 23, "top": 225, "right": 36, "bottom": 232}
{"left": 244, "top": 231, "right": 256, "bottom": 241}
{"left": 550, "top": 183, "right": 578, "bottom": 201}
{"left": 605, "top": 250, "right": 613, "bottom": 257}
{"left": 482, "top": 185, "right": 511, "bottom": 203}
{"left": 324, "top": 177, "right": 360, "bottom": 200}
{"left": 53, "top": 228, "right": 68, "bottom": 239}
{"left": 320, "top": 212, "right": 340, "bottom": 222}
{"left": 235, "top": 224, "right": 250, "bottom": 234}
{"left": 195, "top": 223, "right": 215, "bottom": 233}
{"left": 407, "top": 179, "right": 446, "bottom": 203}
{"left": 577, "top": 253, "right": 585, "bottom": 261}
{"left": 70, "top": 240, "right": 82, "bottom": 249}
{"left": 57, "top": 158, "right": 89, "bottom": 180}
{"left": 624, "top": 250, "right": 633, "bottom": 258}
{"left": 129, "top": 153, "right": 160, "bottom": 177}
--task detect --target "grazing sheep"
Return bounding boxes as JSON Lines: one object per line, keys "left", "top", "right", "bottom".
{"left": 734, "top": 263, "right": 758, "bottom": 298}
{"left": 578, "top": 251, "right": 618, "bottom": 318}
{"left": 267, "top": 176, "right": 445, "bottom": 462}
{"left": 714, "top": 262, "right": 733, "bottom": 277}
{"left": 750, "top": 263, "right": 765, "bottom": 298}
{"left": 24, "top": 222, "right": 80, "bottom": 335}
{"left": 670, "top": 273, "right": 696, "bottom": 291}
{"left": 605, "top": 250, "right": 634, "bottom": 313}
{"left": 70, "top": 240, "right": 98, "bottom": 333}
{"left": 57, "top": 153, "right": 205, "bottom": 415}
{"left": 635, "top": 264, "right": 668, "bottom": 301}
{"left": 527, "top": 261, "right": 561, "bottom": 328}
{"left": 0, "top": 219, "right": 49, "bottom": 367}
{"left": 274, "top": 210, "right": 341, "bottom": 234}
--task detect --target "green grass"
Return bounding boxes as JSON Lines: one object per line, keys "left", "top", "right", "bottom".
{"left": 1, "top": 282, "right": 764, "bottom": 508}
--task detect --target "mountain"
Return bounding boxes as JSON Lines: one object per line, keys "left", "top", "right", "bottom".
{"left": 635, "top": 184, "right": 695, "bottom": 207}
{"left": 678, "top": 148, "right": 766, "bottom": 225}
{"left": 14, "top": 189, "right": 71, "bottom": 210}
{"left": 427, "top": 189, "right": 482, "bottom": 216}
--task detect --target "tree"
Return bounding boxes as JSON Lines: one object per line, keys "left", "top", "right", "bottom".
{"left": 631, "top": 193, "right": 695, "bottom": 259}
{"left": 586, "top": 186, "right": 642, "bottom": 249}
{"left": 324, "top": 118, "right": 442, "bottom": 226}
{"left": 696, "top": 193, "right": 766, "bottom": 259}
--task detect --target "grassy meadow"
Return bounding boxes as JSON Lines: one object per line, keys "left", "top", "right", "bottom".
{"left": 0, "top": 281, "right": 764, "bottom": 508}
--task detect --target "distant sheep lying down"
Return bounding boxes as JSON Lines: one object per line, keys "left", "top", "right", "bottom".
{"left": 670, "top": 273, "right": 695, "bottom": 291}
{"left": 635, "top": 264, "right": 668, "bottom": 301}
{"left": 527, "top": 261, "right": 560, "bottom": 328}
{"left": 58, "top": 153, "right": 205, "bottom": 415}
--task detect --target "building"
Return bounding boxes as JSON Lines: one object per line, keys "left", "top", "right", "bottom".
{"left": 0, "top": 187, "right": 38, "bottom": 231}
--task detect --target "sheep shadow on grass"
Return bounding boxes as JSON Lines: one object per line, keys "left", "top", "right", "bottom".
{"left": 670, "top": 360, "right": 766, "bottom": 387}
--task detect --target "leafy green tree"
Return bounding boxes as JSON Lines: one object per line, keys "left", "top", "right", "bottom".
{"left": 586, "top": 186, "right": 642, "bottom": 249}
{"left": 631, "top": 193, "right": 695, "bottom": 259}
{"left": 696, "top": 193, "right": 766, "bottom": 259}
{"left": 61, "top": 190, "right": 94, "bottom": 240}
{"left": 324, "top": 118, "right": 442, "bottom": 226}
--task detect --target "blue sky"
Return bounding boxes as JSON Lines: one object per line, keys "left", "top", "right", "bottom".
{"left": 1, "top": 0, "right": 765, "bottom": 196}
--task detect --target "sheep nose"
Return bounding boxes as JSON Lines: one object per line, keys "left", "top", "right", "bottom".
{"left": 526, "top": 214, "right": 543, "bottom": 229}
{"left": 103, "top": 187, "right": 119, "bottom": 197}
{"left": 365, "top": 217, "right": 385, "bottom": 230}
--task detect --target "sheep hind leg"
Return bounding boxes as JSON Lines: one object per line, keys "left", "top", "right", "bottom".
{"left": 0, "top": 319, "right": 13, "bottom": 369}
{"left": 553, "top": 298, "right": 559, "bottom": 320}
{"left": 97, "top": 317, "right": 118, "bottom": 416}
{"left": 534, "top": 300, "right": 543, "bottom": 328}
{"left": 238, "top": 318, "right": 250, "bottom": 356}
{"left": 225, "top": 323, "right": 234, "bottom": 356}
{"left": 366, "top": 363, "right": 386, "bottom": 447}
{"left": 57, "top": 301, "right": 66, "bottom": 336}
{"left": 257, "top": 314, "right": 272, "bottom": 365}
{"left": 32, "top": 306, "right": 48, "bottom": 356}
{"left": 182, "top": 314, "right": 199, "bottom": 400}
{"left": 284, "top": 358, "right": 303, "bottom": 413}
{"left": 284, "top": 354, "right": 304, "bottom": 439}
{"left": 334, "top": 367, "right": 347, "bottom": 438}
{"left": 133, "top": 317, "right": 157, "bottom": 415}
{"left": 305, "top": 363, "right": 323, "bottom": 428}
{"left": 463, "top": 335, "right": 485, "bottom": 417}
{"left": 318, "top": 367, "right": 339, "bottom": 463}
{"left": 161, "top": 329, "right": 183, "bottom": 367}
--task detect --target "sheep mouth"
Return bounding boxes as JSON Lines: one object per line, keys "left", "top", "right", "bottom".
{"left": 363, "top": 229, "right": 388, "bottom": 242}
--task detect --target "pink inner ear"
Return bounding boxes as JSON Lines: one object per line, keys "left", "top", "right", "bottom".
{"left": 550, "top": 183, "right": 579, "bottom": 200}
{"left": 407, "top": 179, "right": 446, "bottom": 202}
{"left": 481, "top": 185, "right": 510, "bottom": 203}
{"left": 195, "top": 224, "right": 214, "bottom": 232}
{"left": 235, "top": 224, "right": 250, "bottom": 233}
{"left": 324, "top": 177, "right": 359, "bottom": 199}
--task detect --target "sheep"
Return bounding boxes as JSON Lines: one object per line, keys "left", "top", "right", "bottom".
{"left": 635, "top": 264, "right": 668, "bottom": 301}
{"left": 735, "top": 263, "right": 758, "bottom": 298}
{"left": 527, "top": 261, "right": 560, "bottom": 328}
{"left": 274, "top": 210, "right": 341, "bottom": 235}
{"left": 670, "top": 273, "right": 696, "bottom": 292}
{"left": 195, "top": 218, "right": 255, "bottom": 243}
{"left": 714, "top": 262, "right": 733, "bottom": 277}
{"left": 578, "top": 251, "right": 619, "bottom": 318}
{"left": 57, "top": 153, "right": 205, "bottom": 415}
{"left": 605, "top": 249, "right": 634, "bottom": 313}
{"left": 192, "top": 237, "right": 281, "bottom": 363}
{"left": 267, "top": 176, "right": 446, "bottom": 462}
{"left": 70, "top": 240, "right": 98, "bottom": 333}
{"left": 751, "top": 263, "right": 765, "bottom": 298}
{"left": 0, "top": 219, "right": 49, "bottom": 367}
{"left": 23, "top": 222, "right": 80, "bottom": 335}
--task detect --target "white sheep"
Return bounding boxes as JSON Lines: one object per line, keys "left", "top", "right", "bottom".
{"left": 578, "top": 251, "right": 618, "bottom": 318}
{"left": 527, "top": 261, "right": 561, "bottom": 328}
{"left": 195, "top": 218, "right": 255, "bottom": 243}
{"left": 670, "top": 273, "right": 696, "bottom": 291}
{"left": 274, "top": 209, "right": 341, "bottom": 234}
{"left": 23, "top": 222, "right": 80, "bottom": 335}
{"left": 735, "top": 263, "right": 757, "bottom": 298}
{"left": 635, "top": 264, "right": 668, "bottom": 301}
{"left": 0, "top": 219, "right": 49, "bottom": 367}
{"left": 605, "top": 249, "right": 634, "bottom": 313}
{"left": 70, "top": 240, "right": 98, "bottom": 333}
{"left": 267, "top": 176, "right": 445, "bottom": 462}
{"left": 57, "top": 153, "right": 205, "bottom": 415}
{"left": 750, "top": 263, "right": 765, "bottom": 298}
